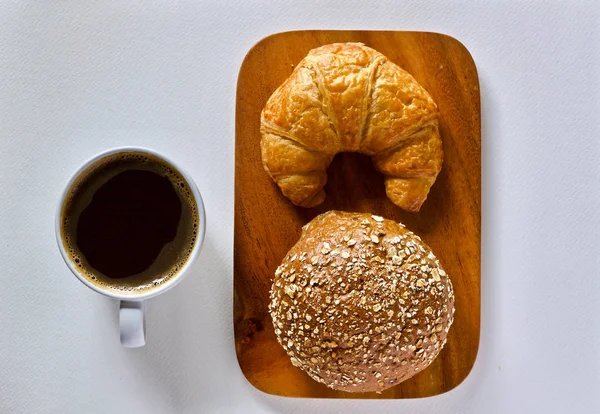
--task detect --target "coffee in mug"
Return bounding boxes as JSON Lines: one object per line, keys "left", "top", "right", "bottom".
{"left": 59, "top": 151, "right": 200, "bottom": 294}
{"left": 56, "top": 147, "right": 206, "bottom": 347}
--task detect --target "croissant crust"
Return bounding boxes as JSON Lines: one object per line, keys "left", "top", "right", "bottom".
{"left": 260, "top": 42, "right": 442, "bottom": 212}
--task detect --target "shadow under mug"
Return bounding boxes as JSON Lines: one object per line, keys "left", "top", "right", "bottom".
{"left": 55, "top": 147, "right": 206, "bottom": 347}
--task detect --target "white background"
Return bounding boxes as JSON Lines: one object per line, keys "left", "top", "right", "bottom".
{"left": 1, "top": 0, "right": 599, "bottom": 413}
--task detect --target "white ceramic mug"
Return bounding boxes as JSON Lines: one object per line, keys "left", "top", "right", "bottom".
{"left": 55, "top": 147, "right": 206, "bottom": 348}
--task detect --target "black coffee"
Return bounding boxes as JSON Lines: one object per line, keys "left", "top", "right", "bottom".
{"left": 60, "top": 152, "right": 199, "bottom": 293}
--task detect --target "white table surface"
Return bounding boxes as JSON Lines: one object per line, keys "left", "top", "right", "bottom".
{"left": 1, "top": 1, "right": 599, "bottom": 413}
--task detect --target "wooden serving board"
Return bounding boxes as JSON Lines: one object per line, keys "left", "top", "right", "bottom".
{"left": 234, "top": 31, "right": 480, "bottom": 399}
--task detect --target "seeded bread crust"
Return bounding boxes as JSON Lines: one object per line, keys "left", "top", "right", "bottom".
{"left": 269, "top": 211, "right": 454, "bottom": 392}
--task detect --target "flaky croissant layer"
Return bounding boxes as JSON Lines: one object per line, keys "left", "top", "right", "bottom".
{"left": 260, "top": 42, "right": 442, "bottom": 212}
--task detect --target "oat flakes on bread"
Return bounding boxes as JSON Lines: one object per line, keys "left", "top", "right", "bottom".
{"left": 260, "top": 43, "right": 442, "bottom": 212}
{"left": 269, "top": 211, "right": 454, "bottom": 392}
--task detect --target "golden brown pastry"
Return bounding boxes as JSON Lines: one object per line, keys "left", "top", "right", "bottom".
{"left": 261, "top": 43, "right": 442, "bottom": 212}
{"left": 269, "top": 211, "right": 454, "bottom": 392}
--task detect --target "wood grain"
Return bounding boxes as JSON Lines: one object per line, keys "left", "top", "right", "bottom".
{"left": 234, "top": 31, "right": 480, "bottom": 398}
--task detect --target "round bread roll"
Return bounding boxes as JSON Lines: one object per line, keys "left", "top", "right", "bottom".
{"left": 269, "top": 211, "right": 454, "bottom": 393}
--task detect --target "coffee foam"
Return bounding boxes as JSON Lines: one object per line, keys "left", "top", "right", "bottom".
{"left": 60, "top": 151, "right": 199, "bottom": 294}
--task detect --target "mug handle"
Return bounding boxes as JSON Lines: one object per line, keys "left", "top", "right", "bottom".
{"left": 119, "top": 301, "right": 146, "bottom": 347}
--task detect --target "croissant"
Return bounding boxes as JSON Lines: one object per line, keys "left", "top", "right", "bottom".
{"left": 260, "top": 42, "right": 443, "bottom": 212}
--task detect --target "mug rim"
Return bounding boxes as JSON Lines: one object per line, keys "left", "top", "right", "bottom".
{"left": 55, "top": 146, "right": 206, "bottom": 301}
